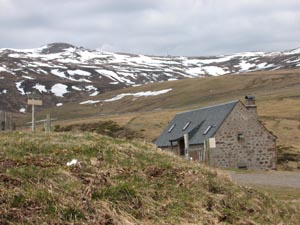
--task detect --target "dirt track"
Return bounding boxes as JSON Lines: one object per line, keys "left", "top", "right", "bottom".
{"left": 224, "top": 170, "right": 300, "bottom": 188}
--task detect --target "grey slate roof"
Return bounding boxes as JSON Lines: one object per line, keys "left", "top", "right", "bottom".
{"left": 155, "top": 100, "right": 239, "bottom": 147}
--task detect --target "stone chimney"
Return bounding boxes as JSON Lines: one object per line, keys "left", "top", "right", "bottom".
{"left": 245, "top": 95, "right": 257, "bottom": 117}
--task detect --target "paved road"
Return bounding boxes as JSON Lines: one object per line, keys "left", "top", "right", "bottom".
{"left": 224, "top": 170, "right": 300, "bottom": 188}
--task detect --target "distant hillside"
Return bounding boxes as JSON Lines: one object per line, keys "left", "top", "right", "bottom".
{"left": 23, "top": 70, "right": 299, "bottom": 153}
{"left": 1, "top": 43, "right": 300, "bottom": 112}
{"left": 0, "top": 132, "right": 299, "bottom": 224}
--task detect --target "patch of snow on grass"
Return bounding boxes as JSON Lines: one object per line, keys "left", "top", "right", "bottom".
{"left": 96, "top": 69, "right": 134, "bottom": 84}
{"left": 16, "top": 80, "right": 25, "bottom": 95}
{"left": 105, "top": 88, "right": 172, "bottom": 102}
{"left": 72, "top": 86, "right": 82, "bottom": 91}
{"left": 85, "top": 85, "right": 97, "bottom": 91}
{"left": 56, "top": 103, "right": 63, "bottom": 107}
{"left": 20, "top": 107, "right": 26, "bottom": 113}
{"left": 90, "top": 91, "right": 100, "bottom": 97}
{"left": 80, "top": 100, "right": 100, "bottom": 105}
{"left": 33, "top": 61, "right": 51, "bottom": 67}
{"left": 0, "top": 66, "right": 8, "bottom": 72}
{"left": 37, "top": 69, "right": 48, "bottom": 74}
{"left": 33, "top": 83, "right": 47, "bottom": 93}
{"left": 118, "top": 72, "right": 137, "bottom": 79}
{"left": 51, "top": 69, "right": 67, "bottom": 79}
{"left": 22, "top": 75, "right": 34, "bottom": 80}
{"left": 51, "top": 83, "right": 68, "bottom": 97}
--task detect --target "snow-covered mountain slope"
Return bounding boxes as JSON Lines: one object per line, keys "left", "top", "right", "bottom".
{"left": 0, "top": 43, "right": 300, "bottom": 112}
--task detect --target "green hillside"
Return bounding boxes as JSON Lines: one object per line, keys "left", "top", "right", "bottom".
{"left": 0, "top": 132, "right": 299, "bottom": 224}
{"left": 20, "top": 69, "right": 300, "bottom": 153}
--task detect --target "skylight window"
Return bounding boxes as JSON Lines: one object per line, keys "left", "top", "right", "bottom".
{"left": 168, "top": 124, "right": 176, "bottom": 133}
{"left": 203, "top": 125, "right": 212, "bottom": 135}
{"left": 182, "top": 121, "right": 191, "bottom": 131}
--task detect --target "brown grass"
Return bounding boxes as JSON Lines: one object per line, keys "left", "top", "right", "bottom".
{"left": 0, "top": 132, "right": 299, "bottom": 224}
{"left": 17, "top": 69, "right": 300, "bottom": 152}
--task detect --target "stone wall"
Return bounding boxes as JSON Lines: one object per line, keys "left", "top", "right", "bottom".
{"left": 210, "top": 101, "right": 277, "bottom": 170}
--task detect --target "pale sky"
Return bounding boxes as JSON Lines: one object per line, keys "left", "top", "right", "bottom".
{"left": 0, "top": 0, "right": 300, "bottom": 56}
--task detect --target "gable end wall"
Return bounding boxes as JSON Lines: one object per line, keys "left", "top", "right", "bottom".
{"left": 210, "top": 101, "right": 277, "bottom": 170}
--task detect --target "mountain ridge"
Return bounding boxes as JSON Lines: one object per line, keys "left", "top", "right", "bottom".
{"left": 1, "top": 43, "right": 300, "bottom": 112}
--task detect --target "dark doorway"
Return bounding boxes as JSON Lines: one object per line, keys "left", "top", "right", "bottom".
{"left": 178, "top": 139, "right": 185, "bottom": 156}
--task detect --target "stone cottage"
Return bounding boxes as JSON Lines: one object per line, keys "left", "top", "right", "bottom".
{"left": 155, "top": 96, "right": 277, "bottom": 170}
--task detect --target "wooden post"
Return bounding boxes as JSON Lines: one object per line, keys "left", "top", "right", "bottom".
{"left": 4, "top": 112, "right": 7, "bottom": 130}
{"left": 32, "top": 103, "right": 35, "bottom": 132}
{"left": 46, "top": 114, "right": 51, "bottom": 132}
{"left": 8, "top": 113, "right": 12, "bottom": 130}
{"left": 184, "top": 133, "right": 189, "bottom": 160}
{"left": 27, "top": 98, "right": 43, "bottom": 132}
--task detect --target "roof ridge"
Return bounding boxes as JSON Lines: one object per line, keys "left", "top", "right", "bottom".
{"left": 176, "top": 100, "right": 239, "bottom": 115}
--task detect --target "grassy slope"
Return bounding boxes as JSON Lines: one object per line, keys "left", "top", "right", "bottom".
{"left": 0, "top": 132, "right": 299, "bottom": 224}
{"left": 18, "top": 69, "right": 300, "bottom": 151}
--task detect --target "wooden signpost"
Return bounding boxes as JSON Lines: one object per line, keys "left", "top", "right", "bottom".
{"left": 27, "top": 98, "right": 43, "bottom": 132}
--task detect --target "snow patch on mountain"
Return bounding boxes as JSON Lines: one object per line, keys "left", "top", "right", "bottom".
{"left": 80, "top": 100, "right": 100, "bottom": 105}
{"left": 90, "top": 91, "right": 99, "bottom": 97}
{"left": 239, "top": 61, "right": 255, "bottom": 71}
{"left": 72, "top": 86, "right": 83, "bottom": 91}
{"left": 0, "top": 89, "right": 7, "bottom": 95}
{"left": 51, "top": 69, "right": 67, "bottom": 79}
{"left": 0, "top": 66, "right": 8, "bottom": 72}
{"left": 85, "top": 85, "right": 97, "bottom": 91}
{"left": 68, "top": 69, "right": 91, "bottom": 76}
{"left": 202, "top": 66, "right": 226, "bottom": 76}
{"left": 84, "top": 85, "right": 100, "bottom": 96}
{"left": 186, "top": 67, "right": 205, "bottom": 76}
{"left": 51, "top": 83, "right": 68, "bottom": 97}
{"left": 104, "top": 88, "right": 172, "bottom": 102}
{"left": 33, "top": 83, "right": 47, "bottom": 93}
{"left": 2, "top": 43, "right": 300, "bottom": 113}
{"left": 22, "top": 75, "right": 34, "bottom": 80}
{"left": 96, "top": 69, "right": 135, "bottom": 84}
{"left": 16, "top": 81, "right": 25, "bottom": 95}
{"left": 19, "top": 107, "right": 26, "bottom": 113}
